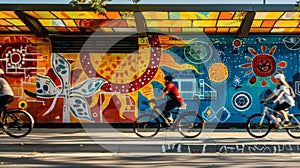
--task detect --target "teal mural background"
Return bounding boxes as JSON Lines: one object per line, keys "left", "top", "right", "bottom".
{"left": 139, "top": 35, "right": 300, "bottom": 124}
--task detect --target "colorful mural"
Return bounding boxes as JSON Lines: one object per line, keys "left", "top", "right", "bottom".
{"left": 1, "top": 34, "right": 299, "bottom": 124}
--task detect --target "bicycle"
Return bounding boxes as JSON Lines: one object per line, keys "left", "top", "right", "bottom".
{"left": 133, "top": 100, "right": 204, "bottom": 138}
{"left": 246, "top": 102, "right": 300, "bottom": 138}
{"left": 0, "top": 106, "right": 34, "bottom": 138}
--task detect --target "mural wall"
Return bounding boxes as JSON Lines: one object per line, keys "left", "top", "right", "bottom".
{"left": 1, "top": 34, "right": 300, "bottom": 124}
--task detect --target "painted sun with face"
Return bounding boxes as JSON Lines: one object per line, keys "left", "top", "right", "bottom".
{"left": 239, "top": 45, "right": 287, "bottom": 86}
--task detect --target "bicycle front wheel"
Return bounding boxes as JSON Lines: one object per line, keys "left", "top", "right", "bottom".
{"left": 133, "top": 114, "right": 160, "bottom": 138}
{"left": 3, "top": 109, "right": 34, "bottom": 138}
{"left": 286, "top": 114, "right": 300, "bottom": 139}
{"left": 177, "top": 112, "right": 204, "bottom": 138}
{"left": 246, "top": 113, "right": 271, "bottom": 138}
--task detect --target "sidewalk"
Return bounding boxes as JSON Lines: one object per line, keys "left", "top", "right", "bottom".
{"left": 0, "top": 128, "right": 299, "bottom": 153}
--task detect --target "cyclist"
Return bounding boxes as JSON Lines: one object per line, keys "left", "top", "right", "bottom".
{"left": 150, "top": 75, "right": 184, "bottom": 125}
{"left": 261, "top": 73, "right": 295, "bottom": 127}
{"left": 0, "top": 69, "right": 14, "bottom": 109}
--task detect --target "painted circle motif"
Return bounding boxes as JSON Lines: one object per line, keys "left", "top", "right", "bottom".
{"left": 232, "top": 92, "right": 252, "bottom": 111}
{"left": 208, "top": 63, "right": 228, "bottom": 82}
{"left": 18, "top": 100, "right": 28, "bottom": 109}
{"left": 283, "top": 36, "right": 300, "bottom": 50}
{"left": 184, "top": 41, "right": 212, "bottom": 64}
{"left": 232, "top": 39, "right": 242, "bottom": 48}
{"left": 251, "top": 54, "right": 276, "bottom": 77}
{"left": 0, "top": 37, "right": 37, "bottom": 78}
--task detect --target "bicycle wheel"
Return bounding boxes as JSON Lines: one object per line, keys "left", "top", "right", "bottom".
{"left": 286, "top": 114, "right": 300, "bottom": 138}
{"left": 2, "top": 109, "right": 34, "bottom": 138}
{"left": 133, "top": 114, "right": 160, "bottom": 138}
{"left": 246, "top": 113, "right": 271, "bottom": 138}
{"left": 177, "top": 112, "right": 204, "bottom": 138}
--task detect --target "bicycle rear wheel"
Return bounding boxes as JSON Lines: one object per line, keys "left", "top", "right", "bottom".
{"left": 133, "top": 114, "right": 160, "bottom": 138}
{"left": 2, "top": 109, "right": 34, "bottom": 138}
{"left": 177, "top": 112, "right": 204, "bottom": 138}
{"left": 286, "top": 114, "right": 300, "bottom": 138}
{"left": 246, "top": 113, "right": 271, "bottom": 138}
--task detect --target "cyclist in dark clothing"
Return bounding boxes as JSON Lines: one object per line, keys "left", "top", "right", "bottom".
{"left": 150, "top": 75, "right": 184, "bottom": 125}
{"left": 0, "top": 69, "right": 14, "bottom": 109}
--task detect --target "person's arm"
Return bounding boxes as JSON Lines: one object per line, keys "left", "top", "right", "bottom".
{"left": 273, "top": 90, "right": 284, "bottom": 103}
{"left": 262, "top": 92, "right": 275, "bottom": 102}
{"left": 154, "top": 92, "right": 166, "bottom": 101}
{"left": 152, "top": 85, "right": 170, "bottom": 101}
{"left": 289, "top": 87, "right": 296, "bottom": 98}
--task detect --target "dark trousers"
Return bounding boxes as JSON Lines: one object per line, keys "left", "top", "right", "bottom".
{"left": 273, "top": 102, "right": 291, "bottom": 117}
{"left": 0, "top": 95, "right": 13, "bottom": 108}
{"left": 160, "top": 99, "right": 181, "bottom": 119}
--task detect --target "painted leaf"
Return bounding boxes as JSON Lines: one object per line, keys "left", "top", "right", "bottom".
{"left": 52, "top": 53, "right": 70, "bottom": 93}
{"left": 69, "top": 95, "right": 93, "bottom": 121}
{"left": 36, "top": 74, "right": 60, "bottom": 98}
{"left": 70, "top": 78, "right": 107, "bottom": 97}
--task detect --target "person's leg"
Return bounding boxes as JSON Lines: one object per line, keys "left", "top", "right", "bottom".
{"left": 273, "top": 104, "right": 281, "bottom": 118}
{"left": 275, "top": 103, "right": 290, "bottom": 121}
{"left": 273, "top": 103, "right": 292, "bottom": 126}
{"left": 273, "top": 104, "right": 282, "bottom": 128}
{"left": 163, "top": 101, "right": 173, "bottom": 119}
{"left": 163, "top": 100, "right": 178, "bottom": 122}
{"left": 0, "top": 95, "right": 13, "bottom": 113}
{"left": 0, "top": 95, "right": 9, "bottom": 109}
{"left": 280, "top": 110, "right": 289, "bottom": 121}
{"left": 279, "top": 103, "right": 291, "bottom": 126}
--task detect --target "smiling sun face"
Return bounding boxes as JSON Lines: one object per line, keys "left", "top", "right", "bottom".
{"left": 240, "top": 45, "right": 286, "bottom": 86}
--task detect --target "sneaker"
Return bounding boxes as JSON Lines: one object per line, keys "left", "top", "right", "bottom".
{"left": 167, "top": 117, "right": 174, "bottom": 124}
{"left": 282, "top": 121, "right": 292, "bottom": 127}
{"left": 273, "top": 123, "right": 280, "bottom": 129}
{"left": 165, "top": 120, "right": 171, "bottom": 127}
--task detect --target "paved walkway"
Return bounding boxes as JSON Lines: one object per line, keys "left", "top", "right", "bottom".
{"left": 0, "top": 128, "right": 299, "bottom": 153}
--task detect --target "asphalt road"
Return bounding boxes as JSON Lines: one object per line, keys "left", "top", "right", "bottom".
{"left": 0, "top": 128, "right": 300, "bottom": 167}
{"left": 0, "top": 152, "right": 299, "bottom": 167}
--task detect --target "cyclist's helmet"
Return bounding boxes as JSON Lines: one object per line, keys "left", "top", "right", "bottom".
{"left": 164, "top": 75, "right": 174, "bottom": 82}
{"left": 274, "top": 73, "right": 285, "bottom": 80}
{"left": 0, "top": 69, "right": 4, "bottom": 75}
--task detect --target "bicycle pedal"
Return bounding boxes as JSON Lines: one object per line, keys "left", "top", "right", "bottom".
{"left": 273, "top": 124, "right": 280, "bottom": 130}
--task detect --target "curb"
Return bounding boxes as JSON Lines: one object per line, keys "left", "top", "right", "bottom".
{"left": 163, "top": 144, "right": 300, "bottom": 153}
{"left": 1, "top": 143, "right": 300, "bottom": 153}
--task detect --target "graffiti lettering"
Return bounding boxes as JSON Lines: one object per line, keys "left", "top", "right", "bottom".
{"left": 162, "top": 144, "right": 300, "bottom": 153}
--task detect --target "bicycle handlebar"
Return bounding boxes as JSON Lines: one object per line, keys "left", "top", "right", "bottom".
{"left": 148, "top": 99, "right": 156, "bottom": 103}
{"left": 262, "top": 102, "right": 274, "bottom": 107}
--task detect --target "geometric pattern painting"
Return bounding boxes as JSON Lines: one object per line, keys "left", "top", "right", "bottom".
{"left": 0, "top": 34, "right": 299, "bottom": 124}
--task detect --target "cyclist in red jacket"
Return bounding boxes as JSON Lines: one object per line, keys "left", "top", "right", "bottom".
{"left": 151, "top": 75, "right": 184, "bottom": 125}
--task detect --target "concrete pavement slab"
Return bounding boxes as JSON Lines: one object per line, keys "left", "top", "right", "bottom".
{"left": 0, "top": 128, "right": 299, "bottom": 153}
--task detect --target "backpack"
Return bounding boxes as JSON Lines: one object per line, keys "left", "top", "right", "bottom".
{"left": 283, "top": 85, "right": 295, "bottom": 99}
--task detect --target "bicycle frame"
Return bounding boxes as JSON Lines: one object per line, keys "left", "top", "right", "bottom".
{"left": 1, "top": 108, "right": 24, "bottom": 120}
{"left": 261, "top": 104, "right": 300, "bottom": 128}
{"left": 149, "top": 102, "right": 180, "bottom": 125}
{"left": 133, "top": 101, "right": 204, "bottom": 138}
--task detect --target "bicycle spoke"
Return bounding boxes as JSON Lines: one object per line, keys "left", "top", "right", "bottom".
{"left": 177, "top": 112, "right": 203, "bottom": 138}
{"left": 133, "top": 114, "right": 160, "bottom": 138}
{"left": 3, "top": 110, "right": 34, "bottom": 138}
{"left": 246, "top": 113, "right": 271, "bottom": 138}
